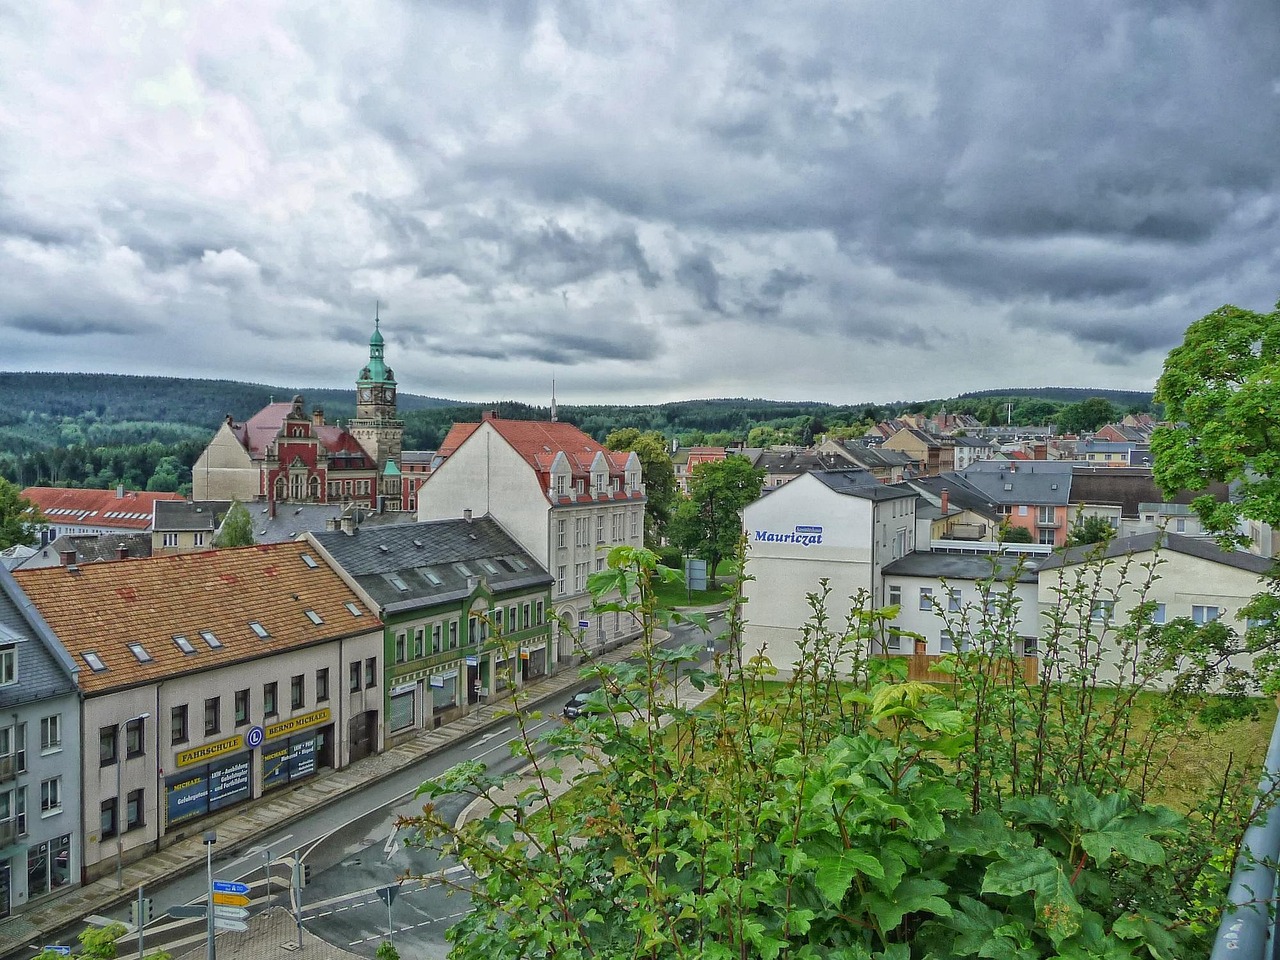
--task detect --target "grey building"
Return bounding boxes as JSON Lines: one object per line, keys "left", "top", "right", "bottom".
{"left": 0, "top": 566, "right": 81, "bottom": 915}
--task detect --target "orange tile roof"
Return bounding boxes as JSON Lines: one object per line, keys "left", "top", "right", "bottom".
{"left": 22, "top": 487, "right": 185, "bottom": 531}
{"left": 436, "top": 422, "right": 480, "bottom": 458}
{"left": 14, "top": 542, "right": 381, "bottom": 695}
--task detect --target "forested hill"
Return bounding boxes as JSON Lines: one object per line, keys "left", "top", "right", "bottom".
{"left": 0, "top": 372, "right": 460, "bottom": 429}
{"left": 955, "top": 387, "right": 1155, "bottom": 407}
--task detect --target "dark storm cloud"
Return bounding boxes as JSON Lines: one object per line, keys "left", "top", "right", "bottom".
{"left": 2, "top": 313, "right": 146, "bottom": 337}
{"left": 675, "top": 251, "right": 724, "bottom": 314}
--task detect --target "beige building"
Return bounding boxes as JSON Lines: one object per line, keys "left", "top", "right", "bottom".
{"left": 14, "top": 542, "right": 383, "bottom": 881}
{"left": 418, "top": 414, "right": 645, "bottom": 664}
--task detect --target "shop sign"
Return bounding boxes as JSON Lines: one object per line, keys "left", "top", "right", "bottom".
{"left": 176, "top": 734, "right": 244, "bottom": 768}
{"left": 264, "top": 707, "right": 331, "bottom": 741}
{"left": 752, "top": 524, "right": 824, "bottom": 547}
{"left": 166, "top": 772, "right": 209, "bottom": 826}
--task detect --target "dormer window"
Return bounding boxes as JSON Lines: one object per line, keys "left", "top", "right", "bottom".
{"left": 305, "top": 609, "right": 324, "bottom": 625}
{"left": 83, "top": 652, "right": 108, "bottom": 673}
{"left": 554, "top": 475, "right": 567, "bottom": 496}
{"left": 595, "top": 473, "right": 607, "bottom": 493}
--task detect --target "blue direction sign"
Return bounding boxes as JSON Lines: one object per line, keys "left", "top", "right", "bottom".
{"left": 213, "top": 879, "right": 251, "bottom": 895}
{"left": 41, "top": 948, "right": 71, "bottom": 957}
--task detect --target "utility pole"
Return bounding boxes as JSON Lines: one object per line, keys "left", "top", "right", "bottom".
{"left": 203, "top": 830, "right": 217, "bottom": 960}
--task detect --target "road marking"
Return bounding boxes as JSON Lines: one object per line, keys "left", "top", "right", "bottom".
{"left": 474, "top": 719, "right": 553, "bottom": 761}
{"left": 477, "top": 727, "right": 510, "bottom": 743}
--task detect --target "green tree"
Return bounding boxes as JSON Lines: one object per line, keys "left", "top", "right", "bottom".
{"left": 1153, "top": 302, "right": 1280, "bottom": 542}
{"left": 605, "top": 428, "right": 677, "bottom": 547}
{"left": 1000, "top": 523, "right": 1035, "bottom": 543}
{"left": 1056, "top": 396, "right": 1119, "bottom": 434}
{"left": 32, "top": 921, "right": 171, "bottom": 959}
{"left": 686, "top": 455, "right": 764, "bottom": 587}
{"left": 214, "top": 500, "right": 255, "bottom": 548}
{"left": 1066, "top": 514, "right": 1116, "bottom": 547}
{"left": 0, "top": 477, "right": 43, "bottom": 549}
{"left": 145, "top": 456, "right": 182, "bottom": 493}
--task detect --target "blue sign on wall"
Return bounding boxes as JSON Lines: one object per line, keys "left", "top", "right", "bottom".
{"left": 166, "top": 772, "right": 210, "bottom": 826}
{"left": 209, "top": 756, "right": 251, "bottom": 812}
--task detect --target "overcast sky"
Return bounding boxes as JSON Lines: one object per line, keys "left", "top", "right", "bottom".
{"left": 2, "top": 2, "right": 1278, "bottom": 407}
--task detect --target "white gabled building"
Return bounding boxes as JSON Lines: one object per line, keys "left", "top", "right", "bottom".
{"left": 741, "top": 471, "right": 917, "bottom": 671}
{"left": 417, "top": 413, "right": 646, "bottom": 665}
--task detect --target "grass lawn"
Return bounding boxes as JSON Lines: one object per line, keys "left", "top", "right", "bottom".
{"left": 654, "top": 559, "right": 738, "bottom": 609}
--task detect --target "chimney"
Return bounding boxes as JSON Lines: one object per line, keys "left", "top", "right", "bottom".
{"left": 116, "top": 484, "right": 125, "bottom": 499}
{"left": 940, "top": 488, "right": 950, "bottom": 515}
{"left": 340, "top": 516, "right": 356, "bottom": 535}
{"left": 481, "top": 410, "right": 498, "bottom": 421}
{"left": 269, "top": 499, "right": 276, "bottom": 519}
{"left": 116, "top": 545, "right": 129, "bottom": 561}
{"left": 463, "top": 508, "right": 473, "bottom": 522}
{"left": 59, "top": 549, "right": 76, "bottom": 567}
{"left": 312, "top": 407, "right": 324, "bottom": 427}
{"left": 326, "top": 518, "right": 340, "bottom": 531}
{"left": 225, "top": 414, "right": 234, "bottom": 426}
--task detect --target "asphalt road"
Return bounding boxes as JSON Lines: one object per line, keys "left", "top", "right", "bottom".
{"left": 67, "top": 614, "right": 721, "bottom": 959}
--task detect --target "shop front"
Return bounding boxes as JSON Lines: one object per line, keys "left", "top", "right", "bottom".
{"left": 260, "top": 708, "right": 333, "bottom": 793}
{"left": 388, "top": 682, "right": 417, "bottom": 733}
{"left": 521, "top": 643, "right": 547, "bottom": 682}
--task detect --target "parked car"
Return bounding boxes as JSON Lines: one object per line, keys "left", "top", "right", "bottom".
{"left": 563, "top": 685, "right": 602, "bottom": 719}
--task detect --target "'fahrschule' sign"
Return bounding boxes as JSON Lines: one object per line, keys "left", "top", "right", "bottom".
{"left": 753, "top": 525, "right": 824, "bottom": 547}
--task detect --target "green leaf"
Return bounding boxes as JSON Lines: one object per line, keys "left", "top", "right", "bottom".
{"left": 863, "top": 876, "right": 952, "bottom": 931}
{"left": 1072, "top": 792, "right": 1167, "bottom": 866}
{"left": 813, "top": 851, "right": 886, "bottom": 904}
{"left": 1112, "top": 911, "right": 1180, "bottom": 960}
{"left": 982, "top": 846, "right": 1082, "bottom": 944}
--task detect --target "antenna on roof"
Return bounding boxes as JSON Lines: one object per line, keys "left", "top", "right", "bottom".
{"left": 550, "top": 377, "right": 558, "bottom": 423}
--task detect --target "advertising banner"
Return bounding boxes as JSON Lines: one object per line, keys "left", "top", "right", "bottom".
{"left": 208, "top": 755, "right": 251, "bottom": 812}
{"left": 166, "top": 772, "right": 209, "bottom": 826}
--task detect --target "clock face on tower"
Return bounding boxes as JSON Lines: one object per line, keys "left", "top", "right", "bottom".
{"left": 358, "top": 388, "right": 372, "bottom": 402}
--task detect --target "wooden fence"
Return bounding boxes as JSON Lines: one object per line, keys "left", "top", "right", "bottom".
{"left": 875, "top": 652, "right": 1040, "bottom": 686}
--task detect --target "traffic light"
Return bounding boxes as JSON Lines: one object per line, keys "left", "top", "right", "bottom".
{"left": 295, "top": 861, "right": 312, "bottom": 889}
{"left": 130, "top": 897, "right": 154, "bottom": 927}
{"left": 303, "top": 864, "right": 312, "bottom": 887}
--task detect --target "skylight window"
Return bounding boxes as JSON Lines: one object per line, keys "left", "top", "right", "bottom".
{"left": 344, "top": 602, "right": 363, "bottom": 617}
{"left": 387, "top": 574, "right": 409, "bottom": 592}
{"left": 420, "top": 569, "right": 443, "bottom": 586}
{"left": 174, "top": 635, "right": 196, "bottom": 655}
{"left": 453, "top": 562, "right": 474, "bottom": 577}
{"left": 128, "top": 643, "right": 153, "bottom": 663}
{"left": 200, "top": 630, "right": 223, "bottom": 649}
{"left": 249, "top": 621, "right": 270, "bottom": 639}
{"left": 305, "top": 609, "right": 324, "bottom": 625}
{"left": 510, "top": 557, "right": 528, "bottom": 570}
{"left": 301, "top": 553, "right": 318, "bottom": 568}
{"left": 83, "top": 652, "right": 107, "bottom": 672}
{"left": 479, "top": 559, "right": 499, "bottom": 575}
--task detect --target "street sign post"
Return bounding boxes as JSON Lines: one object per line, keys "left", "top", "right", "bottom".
{"left": 213, "top": 918, "right": 248, "bottom": 933}
{"left": 212, "top": 880, "right": 250, "bottom": 895}
{"left": 40, "top": 948, "right": 70, "bottom": 957}
{"left": 213, "top": 891, "right": 251, "bottom": 907}
{"left": 214, "top": 905, "right": 249, "bottom": 919}
{"left": 377, "top": 885, "right": 399, "bottom": 946}
{"left": 167, "top": 904, "right": 208, "bottom": 919}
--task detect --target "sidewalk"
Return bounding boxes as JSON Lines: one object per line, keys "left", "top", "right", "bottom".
{"left": 0, "top": 633, "right": 673, "bottom": 960}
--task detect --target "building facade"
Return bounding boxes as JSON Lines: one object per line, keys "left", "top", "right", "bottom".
{"left": 418, "top": 414, "right": 645, "bottom": 664}
{"left": 13, "top": 543, "right": 382, "bottom": 881}
{"left": 309, "top": 517, "right": 554, "bottom": 745}
{"left": 0, "top": 567, "right": 81, "bottom": 919}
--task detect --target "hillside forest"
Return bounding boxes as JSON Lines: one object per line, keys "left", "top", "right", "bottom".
{"left": 0, "top": 372, "right": 1155, "bottom": 494}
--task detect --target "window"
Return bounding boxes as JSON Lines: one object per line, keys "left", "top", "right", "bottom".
{"left": 301, "top": 552, "right": 318, "bottom": 568}
{"left": 126, "top": 788, "right": 144, "bottom": 830}
{"left": 365, "top": 657, "right": 377, "bottom": 689}
{"left": 291, "top": 674, "right": 305, "bottom": 710}
{"left": 536, "top": 600, "right": 544, "bottom": 624}
{"left": 918, "top": 587, "right": 933, "bottom": 611}
{"left": 305, "top": 609, "right": 324, "bottom": 625}
{"left": 40, "top": 778, "right": 61, "bottom": 816}
{"left": 1150, "top": 603, "right": 1166, "bottom": 625}
{"left": 0, "top": 644, "right": 15, "bottom": 686}
{"left": 888, "top": 586, "right": 901, "bottom": 608}
{"left": 523, "top": 602, "right": 532, "bottom": 629}
{"left": 448, "top": 622, "right": 458, "bottom": 649}
{"left": 555, "top": 474, "right": 567, "bottom": 496}
{"left": 631, "top": 510, "right": 640, "bottom": 539}
{"left": 316, "top": 668, "right": 330, "bottom": 702}
{"left": 940, "top": 630, "right": 956, "bottom": 653}
{"left": 234, "top": 689, "right": 250, "bottom": 726}
{"left": 557, "top": 566, "right": 566, "bottom": 596}
{"left": 575, "top": 563, "right": 588, "bottom": 593}
{"left": 193, "top": 533, "right": 205, "bottom": 547}
{"left": 611, "top": 513, "right": 623, "bottom": 541}
{"left": 1037, "top": 528, "right": 1056, "bottom": 545}
{"left": 344, "top": 602, "right": 363, "bottom": 617}
{"left": 395, "top": 632, "right": 407, "bottom": 663}
{"left": 1037, "top": 506, "right": 1056, "bottom": 525}
{"left": 125, "top": 717, "right": 145, "bottom": 757}
{"left": 39, "top": 716, "right": 61, "bottom": 754}
{"left": 171, "top": 706, "right": 188, "bottom": 745}
{"left": 204, "top": 698, "right": 220, "bottom": 736}
{"left": 596, "top": 514, "right": 605, "bottom": 543}
{"left": 1018, "top": 505, "right": 1029, "bottom": 516}
{"left": 557, "top": 519, "right": 566, "bottom": 548}
{"left": 200, "top": 630, "right": 223, "bottom": 649}
{"left": 1175, "top": 518, "right": 1187, "bottom": 533}
{"left": 1192, "top": 605, "right": 1221, "bottom": 625}
{"left": 99, "top": 726, "right": 118, "bottom": 767}
{"left": 432, "top": 624, "right": 442, "bottom": 653}
{"left": 100, "top": 798, "right": 118, "bottom": 840}
{"left": 1091, "top": 600, "right": 1115, "bottom": 623}
{"left": 264, "top": 682, "right": 278, "bottom": 717}
{"left": 128, "top": 642, "right": 152, "bottom": 663}
{"left": 414, "top": 629, "right": 424, "bottom": 658}
{"left": 1022, "top": 637, "right": 1039, "bottom": 657}
{"left": 162, "top": 533, "right": 178, "bottom": 547}
{"left": 174, "top": 635, "right": 196, "bottom": 655}
{"left": 249, "top": 621, "right": 270, "bottom": 639}
{"left": 947, "top": 588, "right": 961, "bottom": 613}
{"left": 349, "top": 662, "right": 362, "bottom": 693}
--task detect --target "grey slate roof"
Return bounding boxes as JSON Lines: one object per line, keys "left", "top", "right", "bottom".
{"left": 948, "top": 463, "right": 1073, "bottom": 506}
{"left": 154, "top": 500, "right": 230, "bottom": 532}
{"left": 1037, "top": 531, "right": 1277, "bottom": 575}
{"left": 811, "top": 471, "right": 915, "bottom": 500}
{"left": 311, "top": 516, "right": 553, "bottom": 615}
{"left": 832, "top": 442, "right": 915, "bottom": 470}
{"left": 1068, "top": 468, "right": 1229, "bottom": 519}
{"left": 0, "top": 565, "right": 78, "bottom": 706}
{"left": 17, "top": 533, "right": 152, "bottom": 569}
{"left": 893, "top": 477, "right": 1003, "bottom": 521}
{"left": 882, "top": 551, "right": 1040, "bottom": 583}
{"left": 757, "top": 450, "right": 850, "bottom": 475}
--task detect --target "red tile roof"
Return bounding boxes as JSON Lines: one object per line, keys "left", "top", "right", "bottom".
{"left": 14, "top": 542, "right": 380, "bottom": 695}
{"left": 22, "top": 487, "right": 185, "bottom": 531}
{"left": 232, "top": 402, "right": 372, "bottom": 461}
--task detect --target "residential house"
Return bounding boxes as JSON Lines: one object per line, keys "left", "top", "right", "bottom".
{"left": 1036, "top": 533, "right": 1275, "bottom": 689}
{"left": 0, "top": 567, "right": 81, "bottom": 915}
{"left": 755, "top": 450, "right": 861, "bottom": 490}
{"left": 21, "top": 487, "right": 184, "bottom": 540}
{"left": 944, "top": 461, "right": 1074, "bottom": 546}
{"left": 1067, "top": 467, "right": 1230, "bottom": 539}
{"left": 675, "top": 447, "right": 729, "bottom": 494}
{"left": 951, "top": 435, "right": 994, "bottom": 470}
{"left": 308, "top": 518, "right": 554, "bottom": 745}
{"left": 13, "top": 543, "right": 383, "bottom": 880}
{"left": 152, "top": 501, "right": 229, "bottom": 555}
{"left": 14, "top": 534, "right": 151, "bottom": 571}
{"left": 400, "top": 451, "right": 435, "bottom": 513}
{"left": 417, "top": 413, "right": 645, "bottom": 664}
{"left": 882, "top": 427, "right": 957, "bottom": 476}
{"left": 892, "top": 477, "right": 1002, "bottom": 544}
{"left": 1076, "top": 440, "right": 1152, "bottom": 468}
{"left": 741, "top": 472, "right": 917, "bottom": 671}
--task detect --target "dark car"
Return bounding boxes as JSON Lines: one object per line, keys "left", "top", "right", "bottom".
{"left": 563, "top": 685, "right": 601, "bottom": 719}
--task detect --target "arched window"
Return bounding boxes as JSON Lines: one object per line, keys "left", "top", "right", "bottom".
{"left": 274, "top": 477, "right": 286, "bottom": 501}
{"left": 309, "top": 476, "right": 320, "bottom": 500}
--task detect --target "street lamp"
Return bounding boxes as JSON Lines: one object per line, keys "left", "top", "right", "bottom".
{"left": 116, "top": 711, "right": 150, "bottom": 890}
{"left": 203, "top": 830, "right": 217, "bottom": 960}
